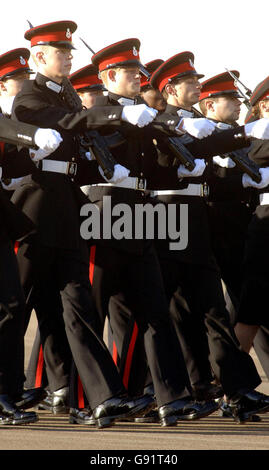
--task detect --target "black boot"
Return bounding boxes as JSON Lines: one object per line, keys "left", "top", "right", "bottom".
{"left": 69, "top": 407, "right": 95, "bottom": 425}
{"left": 37, "top": 387, "right": 69, "bottom": 414}
{"left": 158, "top": 396, "right": 220, "bottom": 426}
{"left": 14, "top": 387, "right": 46, "bottom": 410}
{"left": 93, "top": 393, "right": 155, "bottom": 429}
{"left": 0, "top": 394, "right": 38, "bottom": 425}
{"left": 228, "top": 390, "right": 269, "bottom": 423}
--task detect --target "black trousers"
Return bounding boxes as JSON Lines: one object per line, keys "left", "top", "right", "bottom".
{"left": 90, "top": 241, "right": 191, "bottom": 407}
{"left": 16, "top": 236, "right": 125, "bottom": 410}
{"left": 159, "top": 256, "right": 261, "bottom": 397}
{"left": 0, "top": 240, "right": 25, "bottom": 396}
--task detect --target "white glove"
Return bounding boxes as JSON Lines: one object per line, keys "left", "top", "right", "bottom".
{"left": 121, "top": 104, "right": 158, "bottom": 128}
{"left": 0, "top": 167, "right": 2, "bottom": 179}
{"left": 244, "top": 118, "right": 269, "bottom": 140}
{"left": 85, "top": 151, "right": 95, "bottom": 161}
{"left": 176, "top": 118, "right": 216, "bottom": 139}
{"left": 29, "top": 148, "right": 52, "bottom": 162}
{"left": 213, "top": 156, "right": 236, "bottom": 168}
{"left": 34, "top": 128, "right": 63, "bottom": 152}
{"left": 242, "top": 167, "right": 269, "bottom": 188}
{"left": 177, "top": 158, "right": 206, "bottom": 178}
{"left": 99, "top": 163, "right": 130, "bottom": 183}
{"left": 1, "top": 175, "right": 31, "bottom": 190}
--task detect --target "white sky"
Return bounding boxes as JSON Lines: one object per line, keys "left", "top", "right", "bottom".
{"left": 1, "top": 0, "right": 267, "bottom": 121}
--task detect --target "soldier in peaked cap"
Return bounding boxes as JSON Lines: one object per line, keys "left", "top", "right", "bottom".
{"left": 0, "top": 104, "right": 65, "bottom": 424}
{"left": 0, "top": 48, "right": 34, "bottom": 116}
{"left": 199, "top": 70, "right": 259, "bottom": 314}
{"left": 24, "top": 64, "right": 107, "bottom": 413}
{"left": 148, "top": 53, "right": 269, "bottom": 422}
{"left": 82, "top": 37, "right": 223, "bottom": 426}
{"left": 235, "top": 77, "right": 269, "bottom": 358}
{"left": 139, "top": 59, "right": 166, "bottom": 112}
{"left": 11, "top": 21, "right": 157, "bottom": 428}
{"left": 69, "top": 63, "right": 106, "bottom": 108}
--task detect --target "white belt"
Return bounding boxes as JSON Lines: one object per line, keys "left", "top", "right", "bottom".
{"left": 259, "top": 193, "right": 269, "bottom": 205}
{"left": 87, "top": 176, "right": 147, "bottom": 192}
{"left": 151, "top": 183, "right": 209, "bottom": 197}
{"left": 38, "top": 160, "right": 77, "bottom": 176}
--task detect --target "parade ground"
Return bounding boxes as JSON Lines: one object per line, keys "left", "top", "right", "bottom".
{"left": 0, "top": 313, "right": 268, "bottom": 453}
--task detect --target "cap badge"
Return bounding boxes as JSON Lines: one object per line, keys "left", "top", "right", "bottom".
{"left": 133, "top": 46, "right": 138, "bottom": 57}
{"left": 20, "top": 56, "right": 26, "bottom": 65}
{"left": 66, "top": 28, "right": 72, "bottom": 39}
{"left": 189, "top": 59, "right": 194, "bottom": 68}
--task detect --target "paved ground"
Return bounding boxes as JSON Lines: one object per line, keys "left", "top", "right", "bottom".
{"left": 0, "top": 314, "right": 269, "bottom": 453}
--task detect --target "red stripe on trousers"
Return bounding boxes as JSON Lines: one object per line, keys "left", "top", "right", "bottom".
{"left": 14, "top": 241, "right": 19, "bottom": 254}
{"left": 122, "top": 322, "right": 138, "bottom": 389}
{"left": 35, "top": 345, "right": 44, "bottom": 388}
{"left": 89, "top": 245, "right": 96, "bottom": 285}
{"left": 77, "top": 375, "right": 85, "bottom": 409}
{"left": 76, "top": 245, "right": 96, "bottom": 409}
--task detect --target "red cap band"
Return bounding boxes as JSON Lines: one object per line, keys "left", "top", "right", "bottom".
{"left": 200, "top": 80, "right": 238, "bottom": 100}
{"left": 0, "top": 57, "right": 30, "bottom": 77}
{"left": 156, "top": 61, "right": 195, "bottom": 91}
{"left": 30, "top": 30, "right": 72, "bottom": 46}
{"left": 72, "top": 75, "right": 102, "bottom": 90}
{"left": 98, "top": 49, "right": 140, "bottom": 72}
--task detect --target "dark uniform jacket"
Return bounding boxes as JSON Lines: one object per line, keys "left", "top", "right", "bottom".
{"left": 154, "top": 104, "right": 252, "bottom": 266}
{"left": 11, "top": 73, "right": 128, "bottom": 249}
{"left": 248, "top": 140, "right": 269, "bottom": 227}
{"left": 0, "top": 114, "right": 43, "bottom": 243}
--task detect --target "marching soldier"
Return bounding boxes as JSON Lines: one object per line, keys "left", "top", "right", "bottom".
{"left": 70, "top": 63, "right": 106, "bottom": 107}
{"left": 81, "top": 37, "right": 222, "bottom": 426}
{"left": 235, "top": 77, "right": 269, "bottom": 352}
{"left": 148, "top": 53, "right": 269, "bottom": 422}
{"left": 11, "top": 20, "right": 155, "bottom": 429}
{"left": 139, "top": 59, "right": 166, "bottom": 111}
{"left": 198, "top": 70, "right": 259, "bottom": 313}
{"left": 0, "top": 108, "right": 63, "bottom": 424}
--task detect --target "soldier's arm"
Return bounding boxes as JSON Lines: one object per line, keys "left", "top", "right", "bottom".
{"left": 185, "top": 127, "right": 249, "bottom": 158}
{"left": 12, "top": 91, "right": 123, "bottom": 132}
{"left": 0, "top": 113, "right": 37, "bottom": 148}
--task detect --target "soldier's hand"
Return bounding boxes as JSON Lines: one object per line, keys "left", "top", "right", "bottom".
{"left": 29, "top": 148, "right": 52, "bottom": 161}
{"left": 242, "top": 167, "right": 269, "bottom": 188}
{"left": 177, "top": 118, "right": 216, "bottom": 139}
{"left": 99, "top": 163, "right": 130, "bottom": 183}
{"left": 177, "top": 158, "right": 206, "bottom": 178}
{"left": 244, "top": 118, "right": 269, "bottom": 140}
{"left": 1, "top": 175, "right": 31, "bottom": 190}
{"left": 121, "top": 104, "right": 158, "bottom": 128}
{"left": 34, "top": 128, "right": 63, "bottom": 152}
{"left": 0, "top": 167, "right": 2, "bottom": 179}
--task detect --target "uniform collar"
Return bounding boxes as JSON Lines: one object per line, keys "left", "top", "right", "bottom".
{"left": 165, "top": 103, "right": 194, "bottom": 118}
{"left": 108, "top": 91, "right": 135, "bottom": 106}
{"left": 36, "top": 73, "right": 63, "bottom": 94}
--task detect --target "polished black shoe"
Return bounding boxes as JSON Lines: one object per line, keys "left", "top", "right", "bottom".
{"left": 192, "top": 382, "right": 224, "bottom": 401}
{"left": 158, "top": 397, "right": 220, "bottom": 426}
{"left": 14, "top": 387, "right": 46, "bottom": 410}
{"left": 0, "top": 394, "right": 38, "bottom": 425}
{"left": 69, "top": 407, "right": 95, "bottom": 425}
{"left": 219, "top": 399, "right": 261, "bottom": 422}
{"left": 93, "top": 394, "right": 155, "bottom": 429}
{"left": 37, "top": 387, "right": 69, "bottom": 414}
{"left": 228, "top": 390, "right": 269, "bottom": 423}
{"left": 135, "top": 408, "right": 159, "bottom": 423}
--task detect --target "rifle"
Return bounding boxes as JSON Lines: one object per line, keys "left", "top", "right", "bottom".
{"left": 61, "top": 77, "right": 119, "bottom": 179}
{"left": 225, "top": 69, "right": 252, "bottom": 110}
{"left": 213, "top": 124, "right": 261, "bottom": 183}
{"left": 191, "top": 106, "right": 261, "bottom": 183}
